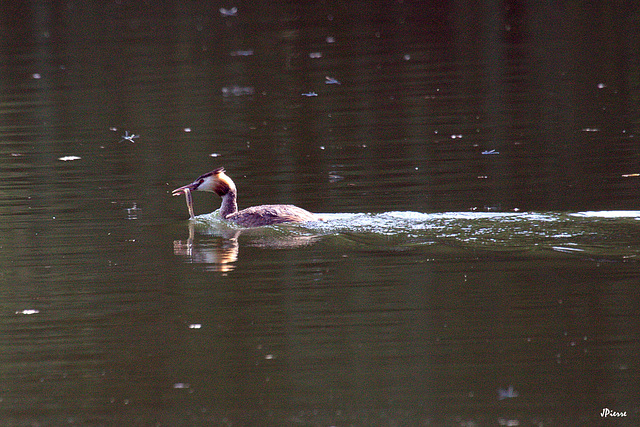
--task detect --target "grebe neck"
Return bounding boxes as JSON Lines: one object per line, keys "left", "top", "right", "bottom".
{"left": 219, "top": 190, "right": 238, "bottom": 218}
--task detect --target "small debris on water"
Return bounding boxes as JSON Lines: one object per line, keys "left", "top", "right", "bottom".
{"left": 328, "top": 172, "right": 343, "bottom": 182}
{"left": 118, "top": 131, "right": 139, "bottom": 143}
{"left": 221, "top": 85, "right": 254, "bottom": 97}
{"left": 172, "top": 383, "right": 190, "bottom": 389}
{"left": 16, "top": 309, "right": 40, "bottom": 315}
{"left": 219, "top": 7, "right": 237, "bottom": 17}
{"left": 498, "top": 385, "right": 519, "bottom": 400}
{"left": 498, "top": 418, "right": 520, "bottom": 426}
{"left": 230, "top": 49, "right": 253, "bottom": 56}
{"left": 125, "top": 203, "right": 140, "bottom": 220}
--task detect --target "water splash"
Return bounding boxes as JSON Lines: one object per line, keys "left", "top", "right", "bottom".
{"left": 183, "top": 210, "right": 640, "bottom": 261}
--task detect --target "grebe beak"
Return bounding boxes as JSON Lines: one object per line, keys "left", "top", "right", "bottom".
{"left": 171, "top": 182, "right": 197, "bottom": 196}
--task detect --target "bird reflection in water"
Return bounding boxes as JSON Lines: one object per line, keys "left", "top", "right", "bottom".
{"left": 173, "top": 220, "right": 320, "bottom": 272}
{"left": 173, "top": 221, "right": 240, "bottom": 273}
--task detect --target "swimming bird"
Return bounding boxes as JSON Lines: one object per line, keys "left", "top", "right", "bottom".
{"left": 172, "top": 167, "right": 318, "bottom": 227}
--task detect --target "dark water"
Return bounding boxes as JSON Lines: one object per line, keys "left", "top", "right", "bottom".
{"left": 1, "top": 1, "right": 640, "bottom": 426}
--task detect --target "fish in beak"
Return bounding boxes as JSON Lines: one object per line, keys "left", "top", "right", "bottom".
{"left": 172, "top": 183, "right": 196, "bottom": 219}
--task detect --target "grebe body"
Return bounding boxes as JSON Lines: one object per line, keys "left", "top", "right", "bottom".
{"left": 172, "top": 167, "right": 318, "bottom": 227}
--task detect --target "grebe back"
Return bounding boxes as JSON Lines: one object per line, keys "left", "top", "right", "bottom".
{"left": 172, "top": 167, "right": 318, "bottom": 227}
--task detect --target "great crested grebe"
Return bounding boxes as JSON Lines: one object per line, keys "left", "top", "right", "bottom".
{"left": 172, "top": 167, "right": 318, "bottom": 227}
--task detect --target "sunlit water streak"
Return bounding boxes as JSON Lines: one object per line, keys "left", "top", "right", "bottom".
{"left": 177, "top": 210, "right": 640, "bottom": 269}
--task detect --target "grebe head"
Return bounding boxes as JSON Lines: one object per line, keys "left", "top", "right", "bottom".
{"left": 172, "top": 167, "right": 236, "bottom": 197}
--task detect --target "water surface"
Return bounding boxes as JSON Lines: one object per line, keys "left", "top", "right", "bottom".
{"left": 1, "top": 1, "right": 639, "bottom": 426}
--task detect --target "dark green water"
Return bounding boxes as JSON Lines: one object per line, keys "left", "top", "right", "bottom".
{"left": 1, "top": 1, "right": 639, "bottom": 426}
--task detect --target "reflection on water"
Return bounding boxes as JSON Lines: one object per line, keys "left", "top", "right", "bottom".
{"left": 1, "top": 1, "right": 640, "bottom": 425}
{"left": 173, "top": 224, "right": 240, "bottom": 273}
{"left": 173, "top": 217, "right": 323, "bottom": 272}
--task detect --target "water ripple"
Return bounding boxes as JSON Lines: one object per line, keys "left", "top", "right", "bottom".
{"left": 186, "top": 210, "right": 640, "bottom": 261}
